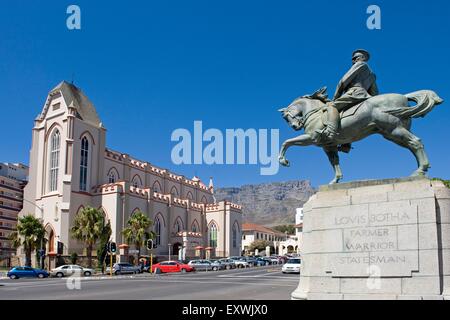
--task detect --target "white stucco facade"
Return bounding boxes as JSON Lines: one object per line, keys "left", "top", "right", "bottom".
{"left": 278, "top": 208, "right": 303, "bottom": 255}
{"left": 241, "top": 223, "right": 286, "bottom": 255}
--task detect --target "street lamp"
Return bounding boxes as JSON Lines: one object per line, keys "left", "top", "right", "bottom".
{"left": 20, "top": 197, "right": 44, "bottom": 220}
{"left": 120, "top": 194, "right": 125, "bottom": 244}
{"left": 168, "top": 243, "right": 172, "bottom": 261}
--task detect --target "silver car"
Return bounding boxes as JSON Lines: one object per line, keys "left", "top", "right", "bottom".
{"left": 105, "top": 263, "right": 142, "bottom": 275}
{"left": 229, "top": 257, "right": 249, "bottom": 268}
{"left": 50, "top": 265, "right": 94, "bottom": 277}
{"left": 207, "top": 260, "right": 226, "bottom": 271}
{"left": 188, "top": 260, "right": 214, "bottom": 271}
{"left": 218, "top": 258, "right": 237, "bottom": 270}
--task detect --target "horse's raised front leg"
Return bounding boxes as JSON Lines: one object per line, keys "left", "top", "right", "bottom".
{"left": 382, "top": 127, "right": 430, "bottom": 176}
{"left": 279, "top": 134, "right": 313, "bottom": 167}
{"left": 324, "top": 147, "right": 343, "bottom": 184}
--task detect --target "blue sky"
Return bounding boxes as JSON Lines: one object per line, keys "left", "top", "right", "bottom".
{"left": 1, "top": 0, "right": 449, "bottom": 188}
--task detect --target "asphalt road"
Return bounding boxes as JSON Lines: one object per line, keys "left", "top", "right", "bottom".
{"left": 0, "top": 265, "right": 299, "bottom": 300}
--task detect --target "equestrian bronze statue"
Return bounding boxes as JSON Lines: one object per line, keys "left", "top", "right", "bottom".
{"left": 278, "top": 50, "right": 443, "bottom": 184}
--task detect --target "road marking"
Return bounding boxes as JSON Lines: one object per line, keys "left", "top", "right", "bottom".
{"left": 216, "top": 270, "right": 285, "bottom": 278}
{"left": 0, "top": 268, "right": 297, "bottom": 291}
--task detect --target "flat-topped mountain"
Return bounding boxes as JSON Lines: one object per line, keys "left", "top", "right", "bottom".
{"left": 215, "top": 180, "right": 316, "bottom": 226}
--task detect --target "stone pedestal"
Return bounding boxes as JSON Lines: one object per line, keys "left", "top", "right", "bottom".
{"left": 292, "top": 177, "right": 450, "bottom": 300}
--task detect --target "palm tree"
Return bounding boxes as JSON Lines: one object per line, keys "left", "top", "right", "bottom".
{"left": 122, "top": 211, "right": 155, "bottom": 265}
{"left": 9, "top": 215, "right": 45, "bottom": 267}
{"left": 97, "top": 219, "right": 112, "bottom": 273}
{"left": 71, "top": 206, "right": 106, "bottom": 268}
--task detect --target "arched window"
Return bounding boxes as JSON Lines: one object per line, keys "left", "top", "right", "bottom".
{"left": 174, "top": 218, "right": 183, "bottom": 233}
{"left": 191, "top": 220, "right": 199, "bottom": 233}
{"left": 232, "top": 223, "right": 239, "bottom": 248}
{"left": 49, "top": 130, "right": 61, "bottom": 192}
{"left": 152, "top": 181, "right": 162, "bottom": 193}
{"left": 170, "top": 186, "right": 179, "bottom": 197}
{"left": 107, "top": 168, "right": 119, "bottom": 184}
{"left": 208, "top": 222, "right": 218, "bottom": 248}
{"left": 131, "top": 175, "right": 142, "bottom": 188}
{"left": 201, "top": 196, "right": 207, "bottom": 204}
{"left": 154, "top": 217, "right": 161, "bottom": 246}
{"left": 186, "top": 192, "right": 193, "bottom": 201}
{"left": 79, "top": 137, "right": 89, "bottom": 191}
{"left": 131, "top": 208, "right": 141, "bottom": 216}
{"left": 108, "top": 171, "right": 116, "bottom": 183}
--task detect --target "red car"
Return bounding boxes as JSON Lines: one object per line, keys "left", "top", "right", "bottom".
{"left": 151, "top": 261, "right": 195, "bottom": 273}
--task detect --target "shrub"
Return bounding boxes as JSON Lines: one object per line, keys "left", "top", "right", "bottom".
{"left": 70, "top": 252, "right": 78, "bottom": 265}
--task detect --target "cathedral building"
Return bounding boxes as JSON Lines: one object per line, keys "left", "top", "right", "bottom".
{"left": 19, "top": 81, "right": 242, "bottom": 265}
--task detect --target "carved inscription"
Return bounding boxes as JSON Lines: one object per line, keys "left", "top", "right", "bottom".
{"left": 328, "top": 202, "right": 419, "bottom": 277}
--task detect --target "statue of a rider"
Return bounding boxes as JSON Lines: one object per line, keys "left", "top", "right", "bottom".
{"left": 324, "top": 49, "right": 379, "bottom": 151}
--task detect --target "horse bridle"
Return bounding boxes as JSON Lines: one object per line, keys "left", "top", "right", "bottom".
{"left": 285, "top": 105, "right": 320, "bottom": 129}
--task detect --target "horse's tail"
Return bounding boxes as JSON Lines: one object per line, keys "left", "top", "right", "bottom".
{"left": 385, "top": 90, "right": 443, "bottom": 119}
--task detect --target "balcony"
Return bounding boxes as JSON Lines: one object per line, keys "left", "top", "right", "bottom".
{"left": 0, "top": 203, "right": 22, "bottom": 212}
{"left": 0, "top": 182, "right": 22, "bottom": 192}
{"left": 0, "top": 193, "right": 23, "bottom": 203}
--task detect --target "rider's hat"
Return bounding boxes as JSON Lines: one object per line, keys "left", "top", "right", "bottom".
{"left": 352, "top": 49, "right": 370, "bottom": 61}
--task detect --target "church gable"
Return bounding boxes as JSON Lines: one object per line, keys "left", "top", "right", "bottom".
{"left": 39, "top": 90, "right": 67, "bottom": 121}
{"left": 39, "top": 81, "right": 101, "bottom": 127}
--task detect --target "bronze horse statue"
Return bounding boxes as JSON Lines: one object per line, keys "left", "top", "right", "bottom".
{"left": 278, "top": 87, "right": 443, "bottom": 184}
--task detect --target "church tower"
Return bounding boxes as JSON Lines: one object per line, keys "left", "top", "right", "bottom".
{"left": 21, "top": 81, "right": 106, "bottom": 257}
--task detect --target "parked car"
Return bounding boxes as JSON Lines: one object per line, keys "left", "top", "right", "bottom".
{"left": 228, "top": 256, "right": 242, "bottom": 261}
{"left": 152, "top": 261, "right": 194, "bottom": 273}
{"left": 105, "top": 263, "right": 142, "bottom": 275}
{"left": 255, "top": 257, "right": 271, "bottom": 266}
{"left": 218, "top": 258, "right": 237, "bottom": 270}
{"left": 142, "top": 264, "right": 151, "bottom": 273}
{"left": 231, "top": 258, "right": 250, "bottom": 268}
{"left": 268, "top": 256, "right": 282, "bottom": 264}
{"left": 7, "top": 266, "right": 49, "bottom": 279}
{"left": 50, "top": 265, "right": 94, "bottom": 277}
{"left": 282, "top": 258, "right": 301, "bottom": 274}
{"left": 239, "top": 256, "right": 256, "bottom": 267}
{"left": 208, "top": 260, "right": 226, "bottom": 271}
{"left": 188, "top": 260, "right": 214, "bottom": 271}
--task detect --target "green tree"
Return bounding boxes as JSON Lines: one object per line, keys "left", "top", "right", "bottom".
{"left": 248, "top": 239, "right": 273, "bottom": 253}
{"left": 9, "top": 215, "right": 45, "bottom": 267}
{"left": 70, "top": 252, "right": 78, "bottom": 265}
{"left": 122, "top": 211, "right": 155, "bottom": 265}
{"left": 71, "top": 206, "right": 107, "bottom": 268}
{"left": 97, "top": 219, "right": 112, "bottom": 272}
{"left": 273, "top": 224, "right": 295, "bottom": 235}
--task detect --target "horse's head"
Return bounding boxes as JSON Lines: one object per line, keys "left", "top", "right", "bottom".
{"left": 279, "top": 87, "right": 329, "bottom": 131}
{"left": 279, "top": 99, "right": 306, "bottom": 131}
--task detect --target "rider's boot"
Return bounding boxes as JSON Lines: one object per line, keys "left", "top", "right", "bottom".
{"left": 324, "top": 102, "right": 340, "bottom": 140}
{"left": 325, "top": 102, "right": 352, "bottom": 152}
{"left": 324, "top": 101, "right": 352, "bottom": 153}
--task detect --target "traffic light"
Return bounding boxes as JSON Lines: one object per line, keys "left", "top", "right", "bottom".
{"left": 110, "top": 242, "right": 117, "bottom": 253}
{"left": 107, "top": 241, "right": 117, "bottom": 254}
